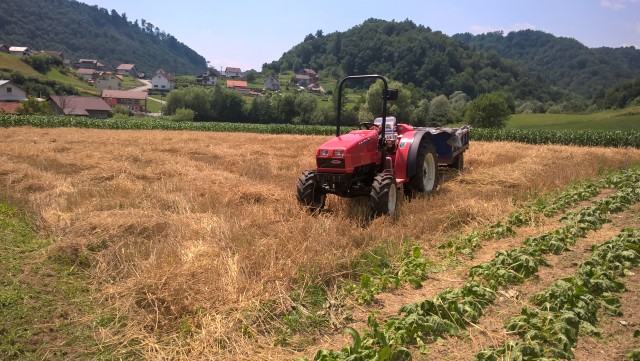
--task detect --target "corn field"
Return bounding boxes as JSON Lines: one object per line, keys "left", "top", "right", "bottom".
{"left": 2, "top": 114, "right": 639, "bottom": 147}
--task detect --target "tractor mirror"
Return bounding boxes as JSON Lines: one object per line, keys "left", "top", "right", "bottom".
{"left": 385, "top": 89, "right": 398, "bottom": 101}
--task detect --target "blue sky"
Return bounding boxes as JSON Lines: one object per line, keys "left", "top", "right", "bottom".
{"left": 79, "top": 0, "right": 640, "bottom": 71}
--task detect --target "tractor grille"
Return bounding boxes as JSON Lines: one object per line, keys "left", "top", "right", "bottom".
{"left": 317, "top": 158, "right": 345, "bottom": 169}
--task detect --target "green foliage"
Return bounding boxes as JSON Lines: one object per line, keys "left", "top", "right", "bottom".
{"left": 455, "top": 29, "right": 640, "bottom": 100}
{"left": 111, "top": 105, "right": 132, "bottom": 117}
{"left": 0, "top": 69, "right": 78, "bottom": 98}
{"left": 268, "top": 19, "right": 561, "bottom": 103}
{"left": 22, "top": 53, "right": 63, "bottom": 73}
{"left": 172, "top": 107, "right": 195, "bottom": 122}
{"left": 471, "top": 128, "right": 640, "bottom": 148}
{"left": 16, "top": 97, "right": 51, "bottom": 115}
{"left": 600, "top": 75, "right": 640, "bottom": 109}
{"left": 0, "top": 0, "right": 206, "bottom": 75}
{"left": 428, "top": 95, "right": 453, "bottom": 125}
{"left": 465, "top": 93, "right": 511, "bottom": 128}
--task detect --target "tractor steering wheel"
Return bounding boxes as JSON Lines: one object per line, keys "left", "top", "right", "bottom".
{"left": 358, "top": 122, "right": 378, "bottom": 130}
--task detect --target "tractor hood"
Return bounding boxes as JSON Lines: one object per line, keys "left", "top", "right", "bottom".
{"left": 316, "top": 130, "right": 380, "bottom": 172}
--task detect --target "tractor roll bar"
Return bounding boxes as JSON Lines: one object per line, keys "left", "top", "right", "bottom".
{"left": 335, "top": 75, "right": 396, "bottom": 172}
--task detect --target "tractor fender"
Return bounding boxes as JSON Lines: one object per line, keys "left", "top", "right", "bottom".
{"left": 405, "top": 130, "right": 432, "bottom": 180}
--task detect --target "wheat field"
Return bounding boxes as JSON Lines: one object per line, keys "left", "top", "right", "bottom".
{"left": 1, "top": 126, "right": 640, "bottom": 359}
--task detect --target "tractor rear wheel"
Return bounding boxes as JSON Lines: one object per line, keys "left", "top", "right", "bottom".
{"left": 448, "top": 153, "right": 464, "bottom": 172}
{"left": 296, "top": 170, "right": 326, "bottom": 211}
{"left": 405, "top": 140, "right": 439, "bottom": 197}
{"left": 370, "top": 172, "right": 398, "bottom": 216}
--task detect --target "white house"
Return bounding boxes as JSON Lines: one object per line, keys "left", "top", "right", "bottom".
{"left": 151, "top": 69, "right": 176, "bottom": 91}
{"left": 8, "top": 46, "right": 30, "bottom": 57}
{"left": 0, "top": 80, "right": 28, "bottom": 101}
{"left": 224, "top": 67, "right": 242, "bottom": 78}
{"left": 196, "top": 69, "right": 220, "bottom": 86}
{"left": 264, "top": 76, "right": 280, "bottom": 91}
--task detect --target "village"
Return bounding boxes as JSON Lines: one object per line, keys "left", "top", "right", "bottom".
{"left": 0, "top": 43, "right": 325, "bottom": 118}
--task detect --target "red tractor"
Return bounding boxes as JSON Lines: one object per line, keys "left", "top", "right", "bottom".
{"left": 296, "top": 75, "right": 469, "bottom": 215}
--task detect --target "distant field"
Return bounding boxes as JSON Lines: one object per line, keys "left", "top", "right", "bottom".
{"left": 508, "top": 106, "right": 640, "bottom": 130}
{"left": 45, "top": 69, "right": 100, "bottom": 96}
{"left": 0, "top": 53, "right": 39, "bottom": 76}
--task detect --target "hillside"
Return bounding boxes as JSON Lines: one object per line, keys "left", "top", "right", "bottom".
{"left": 453, "top": 30, "right": 640, "bottom": 99}
{"left": 0, "top": 0, "right": 207, "bottom": 75}
{"left": 266, "top": 19, "right": 564, "bottom": 103}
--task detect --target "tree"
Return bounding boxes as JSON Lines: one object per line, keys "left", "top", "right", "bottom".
{"left": 464, "top": 93, "right": 511, "bottom": 128}
{"left": 17, "top": 97, "right": 50, "bottom": 115}
{"left": 428, "top": 95, "right": 452, "bottom": 126}
{"left": 172, "top": 107, "right": 195, "bottom": 122}
{"left": 363, "top": 79, "right": 413, "bottom": 121}
{"left": 164, "top": 86, "right": 212, "bottom": 120}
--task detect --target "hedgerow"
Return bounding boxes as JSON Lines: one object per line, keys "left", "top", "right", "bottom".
{"left": 2, "top": 114, "right": 640, "bottom": 148}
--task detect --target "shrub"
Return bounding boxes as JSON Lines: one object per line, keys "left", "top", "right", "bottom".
{"left": 172, "top": 107, "right": 195, "bottom": 122}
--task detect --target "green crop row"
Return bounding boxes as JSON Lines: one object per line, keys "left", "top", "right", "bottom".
{"left": 0, "top": 114, "right": 337, "bottom": 135}
{"left": 476, "top": 228, "right": 640, "bottom": 360}
{"left": 471, "top": 128, "right": 640, "bottom": 148}
{"left": 308, "top": 169, "right": 640, "bottom": 360}
{"left": 348, "top": 168, "right": 637, "bottom": 318}
{"left": 2, "top": 114, "right": 640, "bottom": 148}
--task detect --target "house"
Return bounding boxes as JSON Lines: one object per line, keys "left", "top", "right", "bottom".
{"left": 8, "top": 46, "right": 31, "bottom": 57}
{"left": 151, "top": 69, "right": 176, "bottom": 91}
{"left": 0, "top": 44, "right": 9, "bottom": 54}
{"left": 298, "top": 68, "right": 318, "bottom": 83}
{"left": 116, "top": 64, "right": 137, "bottom": 77}
{"left": 226, "top": 80, "right": 248, "bottom": 89}
{"left": 102, "top": 89, "right": 147, "bottom": 113}
{"left": 50, "top": 96, "right": 112, "bottom": 118}
{"left": 0, "top": 80, "right": 28, "bottom": 101}
{"left": 95, "top": 72, "right": 122, "bottom": 90}
{"left": 76, "top": 68, "right": 99, "bottom": 82}
{"left": 295, "top": 74, "right": 311, "bottom": 87}
{"left": 263, "top": 76, "right": 280, "bottom": 91}
{"left": 226, "top": 80, "right": 249, "bottom": 95}
{"left": 225, "top": 67, "right": 242, "bottom": 78}
{"left": 41, "top": 50, "right": 65, "bottom": 62}
{"left": 195, "top": 68, "right": 220, "bottom": 86}
{"left": 0, "top": 101, "right": 22, "bottom": 114}
{"left": 74, "top": 59, "right": 109, "bottom": 71}
{"left": 308, "top": 83, "right": 325, "bottom": 94}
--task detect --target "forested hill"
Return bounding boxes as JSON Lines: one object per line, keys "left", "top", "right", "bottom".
{"left": 265, "top": 19, "right": 562, "bottom": 102}
{"left": 0, "top": 0, "right": 206, "bottom": 75}
{"left": 453, "top": 30, "right": 640, "bottom": 99}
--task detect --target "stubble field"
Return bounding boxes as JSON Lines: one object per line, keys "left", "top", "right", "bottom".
{"left": 1, "top": 126, "right": 640, "bottom": 360}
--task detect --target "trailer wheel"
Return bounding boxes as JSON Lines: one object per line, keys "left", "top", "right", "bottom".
{"left": 448, "top": 153, "right": 464, "bottom": 172}
{"left": 370, "top": 172, "right": 398, "bottom": 216}
{"left": 296, "top": 170, "right": 326, "bottom": 211}
{"left": 406, "top": 140, "right": 439, "bottom": 197}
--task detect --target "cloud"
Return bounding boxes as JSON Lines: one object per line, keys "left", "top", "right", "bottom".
{"left": 468, "top": 23, "right": 536, "bottom": 35}
{"left": 601, "top": 0, "right": 640, "bottom": 9}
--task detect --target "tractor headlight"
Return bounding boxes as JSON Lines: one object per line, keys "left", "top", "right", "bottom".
{"left": 333, "top": 149, "right": 345, "bottom": 157}
{"left": 318, "top": 149, "right": 329, "bottom": 157}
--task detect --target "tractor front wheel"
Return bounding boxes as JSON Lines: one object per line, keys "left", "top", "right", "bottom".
{"left": 296, "top": 170, "right": 326, "bottom": 211}
{"left": 370, "top": 172, "right": 398, "bottom": 216}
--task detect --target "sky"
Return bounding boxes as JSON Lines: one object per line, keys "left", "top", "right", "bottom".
{"left": 78, "top": 0, "right": 640, "bottom": 72}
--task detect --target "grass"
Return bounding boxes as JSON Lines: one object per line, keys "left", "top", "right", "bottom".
{"left": 508, "top": 106, "right": 640, "bottom": 130}
{"left": 0, "top": 53, "right": 40, "bottom": 76}
{"left": 146, "top": 98, "right": 164, "bottom": 113}
{"left": 0, "top": 198, "right": 109, "bottom": 360}
{"left": 46, "top": 69, "right": 100, "bottom": 96}
{"left": 119, "top": 75, "right": 143, "bottom": 90}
